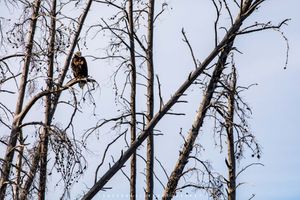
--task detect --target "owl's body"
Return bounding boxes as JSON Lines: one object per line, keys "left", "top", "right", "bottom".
{"left": 71, "top": 51, "right": 88, "bottom": 88}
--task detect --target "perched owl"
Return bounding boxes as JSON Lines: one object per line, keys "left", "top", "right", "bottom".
{"left": 71, "top": 51, "right": 88, "bottom": 88}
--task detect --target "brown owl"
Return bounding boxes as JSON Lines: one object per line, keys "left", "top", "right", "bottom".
{"left": 71, "top": 51, "right": 88, "bottom": 88}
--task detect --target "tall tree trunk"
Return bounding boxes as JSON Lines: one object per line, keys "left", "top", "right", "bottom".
{"left": 128, "top": 0, "right": 137, "bottom": 199}
{"left": 161, "top": 40, "right": 234, "bottom": 200}
{"left": 226, "top": 67, "right": 237, "bottom": 200}
{"left": 38, "top": 0, "right": 56, "bottom": 199}
{"left": 0, "top": 0, "right": 41, "bottom": 198}
{"left": 145, "top": 0, "right": 155, "bottom": 199}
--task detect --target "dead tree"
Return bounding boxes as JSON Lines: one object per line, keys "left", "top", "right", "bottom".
{"left": 80, "top": 0, "right": 288, "bottom": 199}
{"left": 225, "top": 66, "right": 237, "bottom": 200}
{"left": 210, "top": 62, "right": 263, "bottom": 200}
{"left": 83, "top": 1, "right": 160, "bottom": 199}
{"left": 162, "top": 34, "right": 234, "bottom": 200}
{"left": 161, "top": 1, "right": 289, "bottom": 198}
{"left": 38, "top": 0, "right": 57, "bottom": 199}
{"left": 0, "top": 0, "right": 96, "bottom": 198}
{"left": 128, "top": 0, "right": 137, "bottom": 199}
{"left": 0, "top": 0, "right": 289, "bottom": 199}
{"left": 0, "top": 0, "right": 42, "bottom": 198}
{"left": 145, "top": 0, "right": 155, "bottom": 199}
{"left": 80, "top": 1, "right": 250, "bottom": 199}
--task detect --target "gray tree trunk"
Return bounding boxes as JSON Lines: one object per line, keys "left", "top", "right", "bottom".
{"left": 38, "top": 0, "right": 56, "bottom": 199}
{"left": 226, "top": 67, "right": 237, "bottom": 200}
{"left": 128, "top": 0, "right": 137, "bottom": 199}
{"left": 145, "top": 0, "right": 155, "bottom": 199}
{"left": 0, "top": 0, "right": 41, "bottom": 198}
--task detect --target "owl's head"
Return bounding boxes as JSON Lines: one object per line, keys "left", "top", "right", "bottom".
{"left": 75, "top": 51, "right": 82, "bottom": 57}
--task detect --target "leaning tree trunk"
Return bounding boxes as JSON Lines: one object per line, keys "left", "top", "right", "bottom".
{"left": 0, "top": 0, "right": 41, "bottom": 198}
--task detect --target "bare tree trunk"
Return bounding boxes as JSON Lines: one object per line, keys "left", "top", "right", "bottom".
{"left": 128, "top": 0, "right": 137, "bottom": 199}
{"left": 226, "top": 67, "right": 237, "bottom": 200}
{"left": 19, "top": 145, "right": 40, "bottom": 200}
{"left": 145, "top": 0, "right": 155, "bottom": 199}
{"left": 15, "top": 131, "right": 24, "bottom": 199}
{"left": 161, "top": 40, "right": 234, "bottom": 200}
{"left": 0, "top": 0, "right": 41, "bottom": 198}
{"left": 38, "top": 0, "right": 56, "bottom": 199}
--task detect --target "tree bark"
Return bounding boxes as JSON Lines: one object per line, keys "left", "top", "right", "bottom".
{"left": 15, "top": 131, "right": 24, "bottom": 199}
{"left": 145, "top": 0, "right": 155, "bottom": 200}
{"left": 128, "top": 0, "right": 137, "bottom": 199}
{"left": 226, "top": 67, "right": 237, "bottom": 200}
{"left": 38, "top": 0, "right": 56, "bottom": 199}
{"left": 0, "top": 0, "right": 41, "bottom": 198}
{"left": 19, "top": 145, "right": 41, "bottom": 200}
